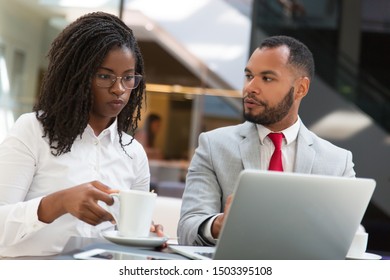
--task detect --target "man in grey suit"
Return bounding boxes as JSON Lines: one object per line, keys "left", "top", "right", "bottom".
{"left": 178, "top": 35, "right": 355, "bottom": 246}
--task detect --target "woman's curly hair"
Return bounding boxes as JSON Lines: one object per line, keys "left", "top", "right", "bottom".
{"left": 34, "top": 12, "right": 145, "bottom": 156}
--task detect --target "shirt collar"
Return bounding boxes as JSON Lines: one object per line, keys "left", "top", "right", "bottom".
{"left": 106, "top": 118, "right": 118, "bottom": 143}
{"left": 256, "top": 116, "right": 301, "bottom": 145}
{"left": 85, "top": 118, "right": 118, "bottom": 143}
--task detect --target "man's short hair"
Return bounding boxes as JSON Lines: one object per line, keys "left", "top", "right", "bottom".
{"left": 259, "top": 35, "right": 315, "bottom": 79}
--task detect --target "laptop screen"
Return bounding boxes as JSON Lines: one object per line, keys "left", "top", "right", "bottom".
{"left": 212, "top": 170, "right": 375, "bottom": 260}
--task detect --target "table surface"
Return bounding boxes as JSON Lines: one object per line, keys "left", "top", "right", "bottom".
{"left": 55, "top": 236, "right": 189, "bottom": 260}
{"left": 1, "top": 236, "right": 188, "bottom": 260}
{"left": 4, "top": 236, "right": 390, "bottom": 260}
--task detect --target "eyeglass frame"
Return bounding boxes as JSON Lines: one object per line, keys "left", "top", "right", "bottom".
{"left": 94, "top": 73, "right": 143, "bottom": 89}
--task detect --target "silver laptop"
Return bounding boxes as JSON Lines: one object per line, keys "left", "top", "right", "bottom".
{"left": 171, "top": 170, "right": 376, "bottom": 260}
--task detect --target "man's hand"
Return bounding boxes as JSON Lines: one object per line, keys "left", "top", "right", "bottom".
{"left": 211, "top": 194, "right": 233, "bottom": 239}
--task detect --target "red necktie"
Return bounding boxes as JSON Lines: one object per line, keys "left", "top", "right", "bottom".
{"left": 268, "top": 133, "right": 284, "bottom": 171}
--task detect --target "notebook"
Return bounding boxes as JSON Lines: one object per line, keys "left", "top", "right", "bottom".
{"left": 171, "top": 170, "right": 376, "bottom": 260}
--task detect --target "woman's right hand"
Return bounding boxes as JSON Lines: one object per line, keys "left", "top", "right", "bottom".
{"left": 38, "top": 181, "right": 118, "bottom": 225}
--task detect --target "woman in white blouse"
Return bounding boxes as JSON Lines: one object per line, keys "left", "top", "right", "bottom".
{"left": 0, "top": 12, "right": 162, "bottom": 257}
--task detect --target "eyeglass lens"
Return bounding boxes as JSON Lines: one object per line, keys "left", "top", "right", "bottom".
{"left": 95, "top": 74, "right": 142, "bottom": 89}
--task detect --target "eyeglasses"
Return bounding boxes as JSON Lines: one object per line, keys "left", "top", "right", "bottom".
{"left": 95, "top": 73, "right": 142, "bottom": 89}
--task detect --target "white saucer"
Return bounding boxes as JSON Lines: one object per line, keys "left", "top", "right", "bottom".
{"left": 101, "top": 230, "right": 168, "bottom": 247}
{"left": 346, "top": 252, "right": 382, "bottom": 260}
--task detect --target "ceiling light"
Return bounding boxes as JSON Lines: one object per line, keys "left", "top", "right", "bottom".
{"left": 309, "top": 110, "right": 372, "bottom": 140}
{"left": 39, "top": 0, "right": 113, "bottom": 8}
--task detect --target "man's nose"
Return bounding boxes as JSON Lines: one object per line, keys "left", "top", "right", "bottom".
{"left": 244, "top": 77, "right": 260, "bottom": 95}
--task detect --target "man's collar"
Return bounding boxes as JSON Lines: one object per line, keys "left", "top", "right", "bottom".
{"left": 256, "top": 116, "right": 301, "bottom": 144}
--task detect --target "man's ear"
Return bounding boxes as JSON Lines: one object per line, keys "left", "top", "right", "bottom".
{"left": 295, "top": 76, "right": 310, "bottom": 100}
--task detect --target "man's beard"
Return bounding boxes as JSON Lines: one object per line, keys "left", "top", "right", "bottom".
{"left": 243, "top": 87, "right": 294, "bottom": 126}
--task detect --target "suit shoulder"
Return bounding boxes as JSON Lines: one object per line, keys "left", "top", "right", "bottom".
{"left": 201, "top": 123, "right": 247, "bottom": 138}
{"left": 308, "top": 130, "right": 351, "bottom": 155}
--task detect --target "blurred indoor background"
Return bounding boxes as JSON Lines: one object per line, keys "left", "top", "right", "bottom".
{"left": 0, "top": 0, "right": 389, "bottom": 252}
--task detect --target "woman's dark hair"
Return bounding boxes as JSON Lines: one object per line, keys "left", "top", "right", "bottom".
{"left": 34, "top": 12, "right": 146, "bottom": 156}
{"left": 259, "top": 35, "right": 315, "bottom": 79}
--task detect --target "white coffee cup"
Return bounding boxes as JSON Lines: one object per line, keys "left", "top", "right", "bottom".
{"left": 108, "top": 190, "right": 157, "bottom": 238}
{"left": 347, "top": 231, "right": 368, "bottom": 257}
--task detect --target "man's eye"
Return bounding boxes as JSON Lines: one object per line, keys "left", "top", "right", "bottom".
{"left": 245, "top": 74, "right": 253, "bottom": 80}
{"left": 263, "top": 76, "right": 273, "bottom": 82}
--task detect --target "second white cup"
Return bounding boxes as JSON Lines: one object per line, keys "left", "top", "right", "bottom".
{"left": 347, "top": 231, "right": 368, "bottom": 258}
{"left": 109, "top": 189, "right": 157, "bottom": 238}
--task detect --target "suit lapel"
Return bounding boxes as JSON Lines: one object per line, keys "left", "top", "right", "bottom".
{"left": 294, "top": 123, "right": 315, "bottom": 173}
{"left": 238, "top": 122, "right": 262, "bottom": 170}
{"left": 237, "top": 120, "right": 316, "bottom": 173}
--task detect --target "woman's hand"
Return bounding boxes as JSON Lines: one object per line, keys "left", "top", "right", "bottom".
{"left": 150, "top": 223, "right": 164, "bottom": 237}
{"left": 38, "top": 181, "right": 117, "bottom": 225}
{"left": 150, "top": 222, "right": 167, "bottom": 248}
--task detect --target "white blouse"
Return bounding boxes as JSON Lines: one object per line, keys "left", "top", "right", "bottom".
{"left": 0, "top": 113, "right": 150, "bottom": 257}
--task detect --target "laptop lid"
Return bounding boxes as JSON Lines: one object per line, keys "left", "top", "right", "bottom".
{"left": 212, "top": 170, "right": 376, "bottom": 260}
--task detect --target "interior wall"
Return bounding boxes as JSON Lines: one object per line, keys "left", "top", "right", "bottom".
{"left": 0, "top": 0, "right": 47, "bottom": 112}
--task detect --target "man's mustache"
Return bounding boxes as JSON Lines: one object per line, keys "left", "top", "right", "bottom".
{"left": 243, "top": 93, "right": 267, "bottom": 106}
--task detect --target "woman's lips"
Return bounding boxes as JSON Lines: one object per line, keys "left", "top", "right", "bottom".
{"left": 109, "top": 99, "right": 124, "bottom": 105}
{"left": 108, "top": 99, "right": 124, "bottom": 109}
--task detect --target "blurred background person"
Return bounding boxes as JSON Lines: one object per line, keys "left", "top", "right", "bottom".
{"left": 135, "top": 113, "right": 163, "bottom": 160}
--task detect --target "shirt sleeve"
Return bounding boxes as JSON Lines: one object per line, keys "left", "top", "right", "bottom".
{"left": 129, "top": 140, "right": 150, "bottom": 192}
{"left": 0, "top": 114, "right": 47, "bottom": 247}
{"left": 199, "top": 214, "right": 221, "bottom": 245}
{"left": 178, "top": 132, "right": 224, "bottom": 245}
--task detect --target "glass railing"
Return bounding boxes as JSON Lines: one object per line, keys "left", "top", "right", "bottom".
{"left": 251, "top": 0, "right": 390, "bottom": 133}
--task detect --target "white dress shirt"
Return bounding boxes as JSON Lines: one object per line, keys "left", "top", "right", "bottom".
{"left": 256, "top": 117, "right": 300, "bottom": 173}
{"left": 0, "top": 113, "right": 150, "bottom": 257}
{"left": 201, "top": 118, "right": 301, "bottom": 244}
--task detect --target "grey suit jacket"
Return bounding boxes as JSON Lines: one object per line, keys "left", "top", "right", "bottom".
{"left": 178, "top": 120, "right": 355, "bottom": 245}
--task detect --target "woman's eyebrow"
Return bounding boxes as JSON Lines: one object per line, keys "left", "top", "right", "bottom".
{"left": 97, "top": 66, "right": 135, "bottom": 73}
{"left": 97, "top": 66, "right": 113, "bottom": 72}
